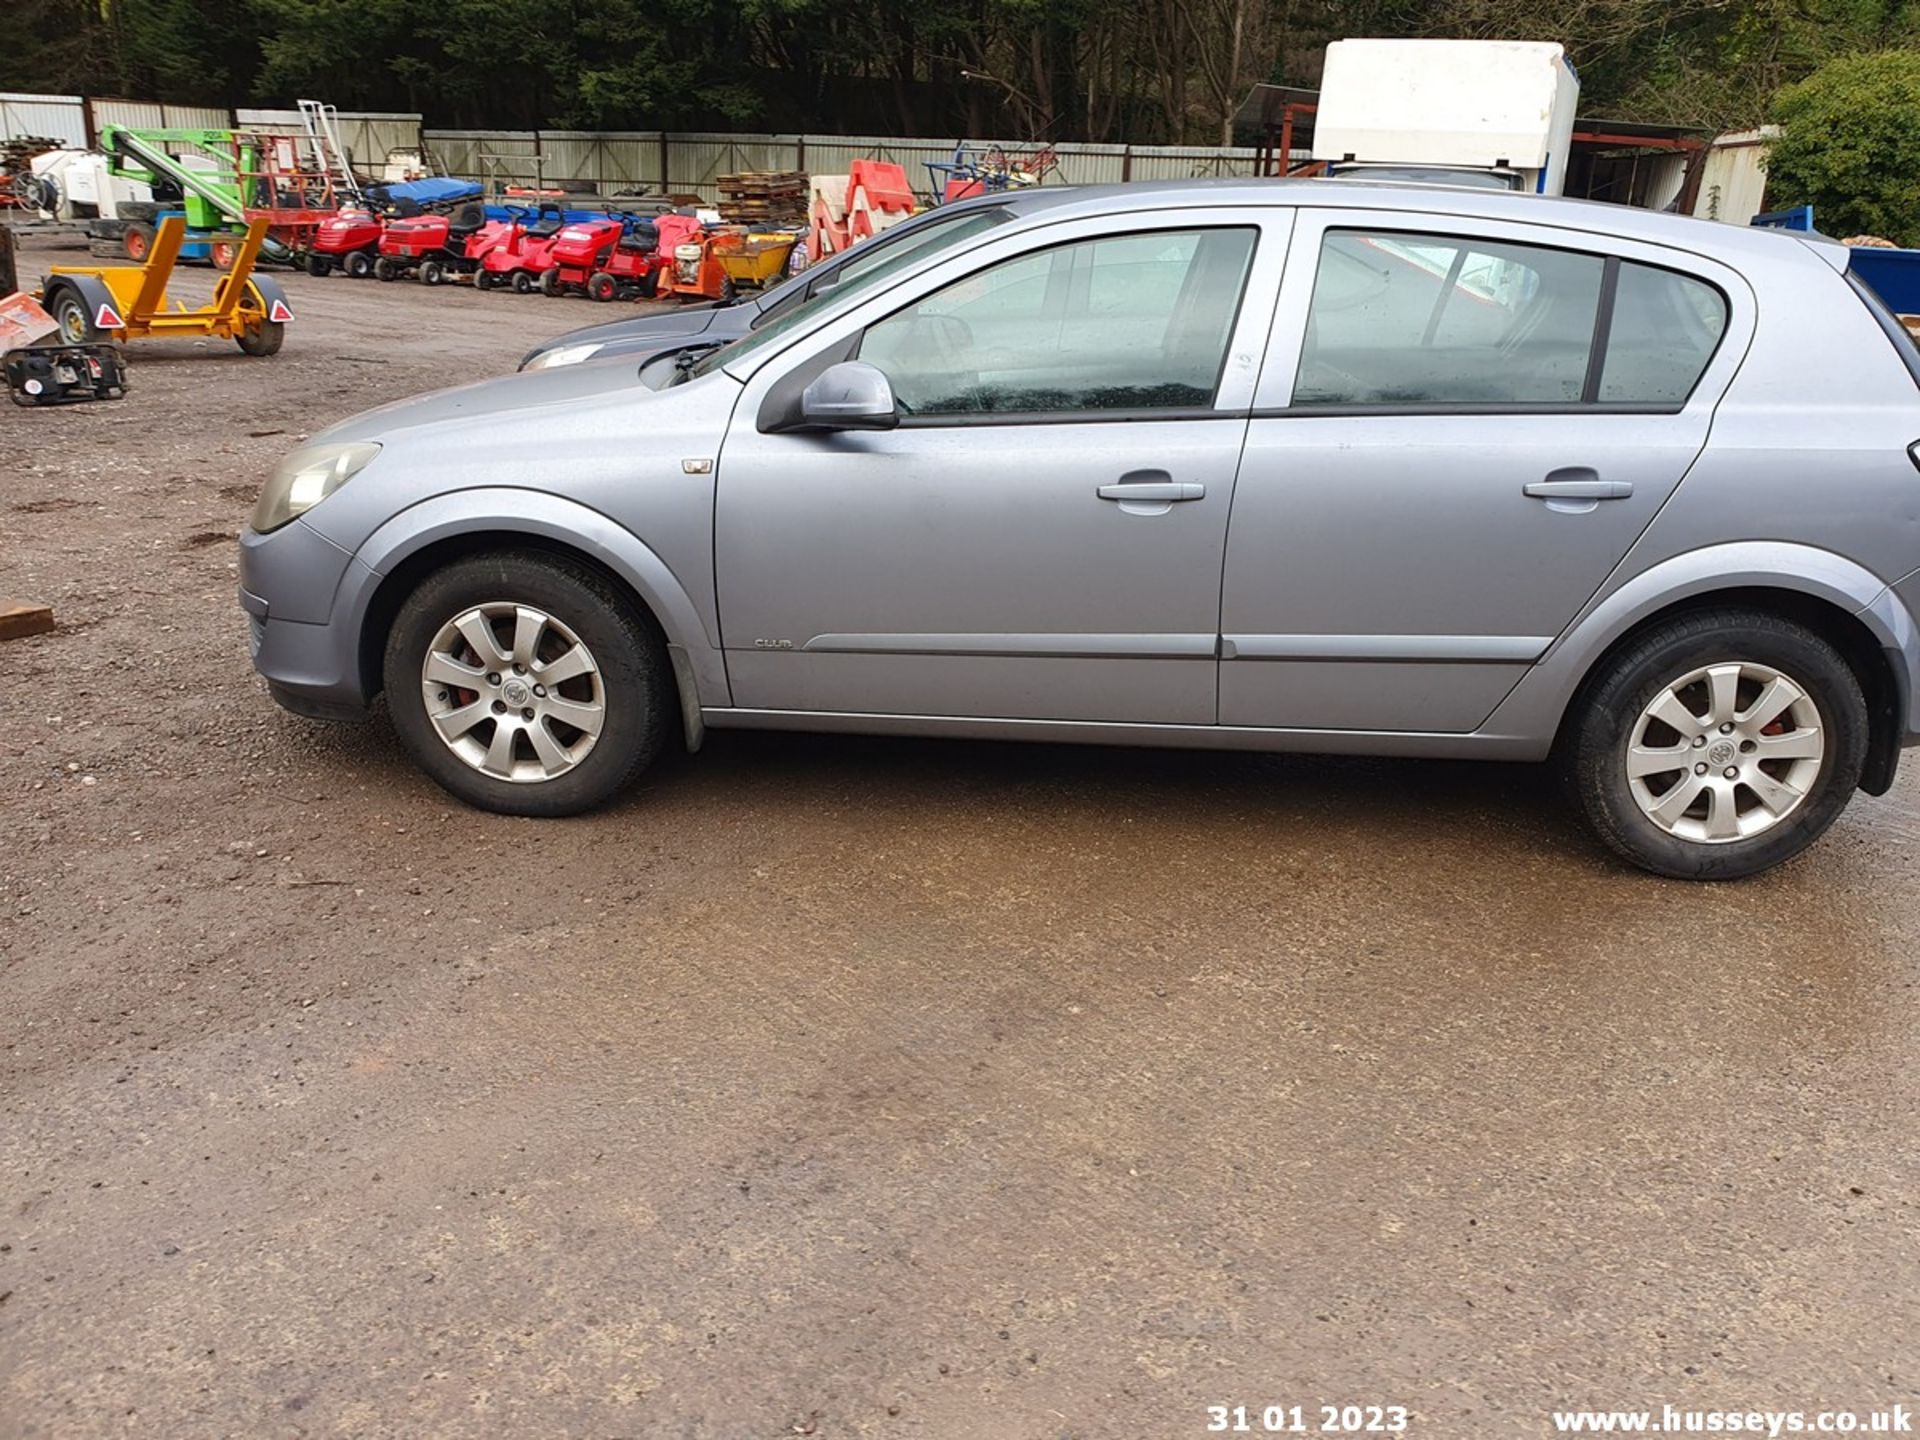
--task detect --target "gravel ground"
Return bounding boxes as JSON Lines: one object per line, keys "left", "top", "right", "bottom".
{"left": 4, "top": 237, "right": 1920, "bottom": 1439}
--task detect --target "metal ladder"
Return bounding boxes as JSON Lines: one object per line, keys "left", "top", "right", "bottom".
{"left": 297, "top": 99, "right": 361, "bottom": 205}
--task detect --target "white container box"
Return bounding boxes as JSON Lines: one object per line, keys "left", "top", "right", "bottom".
{"left": 1312, "top": 39, "right": 1580, "bottom": 196}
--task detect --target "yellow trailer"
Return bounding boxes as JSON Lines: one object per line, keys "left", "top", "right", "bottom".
{"left": 37, "top": 215, "right": 293, "bottom": 356}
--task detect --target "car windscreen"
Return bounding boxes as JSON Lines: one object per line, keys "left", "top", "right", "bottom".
{"left": 689, "top": 209, "right": 1012, "bottom": 379}
{"left": 749, "top": 206, "right": 1012, "bottom": 330}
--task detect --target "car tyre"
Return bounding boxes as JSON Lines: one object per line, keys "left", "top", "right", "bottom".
{"left": 383, "top": 551, "right": 672, "bottom": 817}
{"left": 1564, "top": 608, "right": 1867, "bottom": 879}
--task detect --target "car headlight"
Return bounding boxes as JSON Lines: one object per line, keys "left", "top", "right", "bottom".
{"left": 524, "top": 341, "right": 604, "bottom": 370}
{"left": 250, "top": 442, "right": 381, "bottom": 533}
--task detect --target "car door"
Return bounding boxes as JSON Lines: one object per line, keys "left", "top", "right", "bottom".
{"left": 1219, "top": 208, "right": 1753, "bottom": 732}
{"left": 713, "top": 209, "right": 1290, "bottom": 725}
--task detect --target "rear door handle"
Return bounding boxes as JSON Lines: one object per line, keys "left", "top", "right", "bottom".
{"left": 1097, "top": 480, "right": 1206, "bottom": 502}
{"left": 1524, "top": 476, "right": 1633, "bottom": 501}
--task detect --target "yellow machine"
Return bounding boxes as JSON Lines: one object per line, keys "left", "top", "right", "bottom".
{"left": 710, "top": 229, "right": 801, "bottom": 291}
{"left": 37, "top": 216, "right": 293, "bottom": 356}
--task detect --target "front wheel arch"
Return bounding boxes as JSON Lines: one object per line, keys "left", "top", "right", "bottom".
{"left": 1555, "top": 586, "right": 1902, "bottom": 795}
{"left": 357, "top": 530, "right": 693, "bottom": 746}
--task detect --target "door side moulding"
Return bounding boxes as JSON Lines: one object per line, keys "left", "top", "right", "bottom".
{"left": 798, "top": 632, "right": 1219, "bottom": 659}
{"left": 1222, "top": 634, "right": 1553, "bottom": 663}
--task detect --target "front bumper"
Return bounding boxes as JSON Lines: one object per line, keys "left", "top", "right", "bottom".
{"left": 238, "top": 521, "right": 372, "bottom": 721}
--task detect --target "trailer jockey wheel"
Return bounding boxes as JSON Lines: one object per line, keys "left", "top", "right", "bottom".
{"left": 123, "top": 223, "right": 155, "bottom": 261}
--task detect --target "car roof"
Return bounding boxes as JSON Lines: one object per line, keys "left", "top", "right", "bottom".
{"left": 997, "top": 177, "right": 1845, "bottom": 270}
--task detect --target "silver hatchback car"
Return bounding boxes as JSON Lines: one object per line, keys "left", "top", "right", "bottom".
{"left": 240, "top": 180, "right": 1920, "bottom": 879}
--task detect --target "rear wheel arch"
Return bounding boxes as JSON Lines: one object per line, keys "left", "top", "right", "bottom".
{"left": 1557, "top": 585, "right": 1902, "bottom": 795}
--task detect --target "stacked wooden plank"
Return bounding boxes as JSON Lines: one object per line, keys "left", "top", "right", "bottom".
{"left": 717, "top": 170, "right": 808, "bottom": 223}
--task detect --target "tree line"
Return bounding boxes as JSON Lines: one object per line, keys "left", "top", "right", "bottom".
{"left": 5, "top": 0, "right": 1917, "bottom": 143}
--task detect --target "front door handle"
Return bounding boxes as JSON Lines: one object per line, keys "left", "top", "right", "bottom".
{"left": 1097, "top": 480, "right": 1206, "bottom": 502}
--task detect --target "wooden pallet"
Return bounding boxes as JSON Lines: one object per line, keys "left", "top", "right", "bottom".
{"left": 717, "top": 171, "right": 808, "bottom": 221}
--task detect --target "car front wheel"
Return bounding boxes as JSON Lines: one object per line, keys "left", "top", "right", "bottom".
{"left": 383, "top": 552, "right": 671, "bottom": 816}
{"left": 1566, "top": 609, "right": 1868, "bottom": 879}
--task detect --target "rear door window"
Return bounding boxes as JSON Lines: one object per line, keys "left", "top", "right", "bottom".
{"left": 1296, "top": 231, "right": 1603, "bottom": 405}
{"left": 1292, "top": 229, "right": 1728, "bottom": 410}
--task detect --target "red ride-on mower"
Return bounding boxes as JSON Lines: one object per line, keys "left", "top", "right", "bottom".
{"left": 373, "top": 201, "right": 485, "bottom": 284}
{"left": 536, "top": 216, "right": 626, "bottom": 297}
{"left": 583, "top": 218, "right": 666, "bottom": 301}
{"left": 459, "top": 212, "right": 522, "bottom": 286}
{"left": 307, "top": 208, "right": 383, "bottom": 278}
{"left": 472, "top": 207, "right": 566, "bottom": 293}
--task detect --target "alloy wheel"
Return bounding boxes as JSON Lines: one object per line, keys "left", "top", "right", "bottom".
{"left": 419, "top": 602, "right": 605, "bottom": 783}
{"left": 1625, "top": 661, "right": 1825, "bottom": 844}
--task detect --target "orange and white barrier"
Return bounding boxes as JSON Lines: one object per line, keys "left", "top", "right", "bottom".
{"left": 806, "top": 161, "right": 915, "bottom": 262}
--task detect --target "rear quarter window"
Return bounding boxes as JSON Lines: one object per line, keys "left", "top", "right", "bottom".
{"left": 1597, "top": 263, "right": 1729, "bottom": 405}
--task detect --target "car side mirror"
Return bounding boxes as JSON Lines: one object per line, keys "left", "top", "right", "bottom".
{"left": 798, "top": 361, "right": 898, "bottom": 431}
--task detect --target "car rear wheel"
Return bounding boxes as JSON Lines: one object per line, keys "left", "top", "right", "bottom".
{"left": 1565, "top": 609, "right": 1867, "bottom": 879}
{"left": 383, "top": 552, "right": 671, "bottom": 816}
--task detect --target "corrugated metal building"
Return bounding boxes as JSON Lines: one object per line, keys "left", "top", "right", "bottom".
{"left": 0, "top": 93, "right": 87, "bottom": 149}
